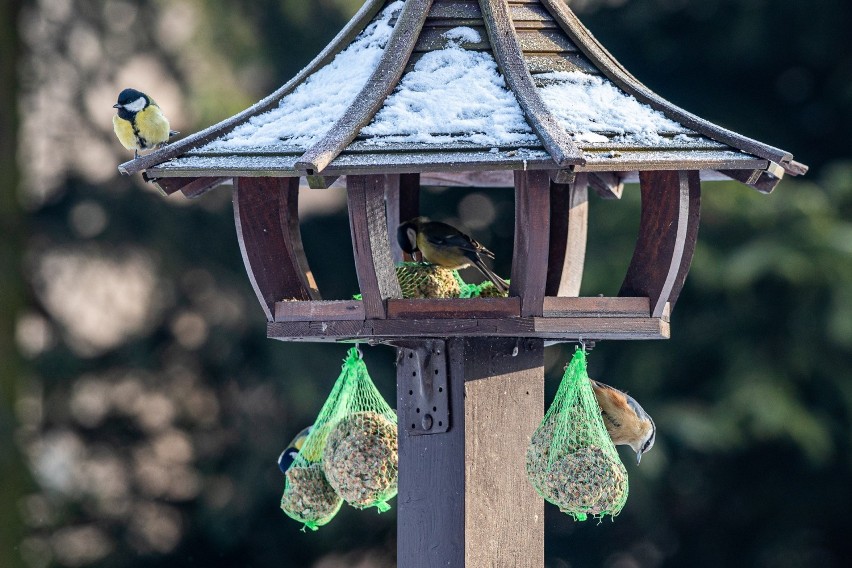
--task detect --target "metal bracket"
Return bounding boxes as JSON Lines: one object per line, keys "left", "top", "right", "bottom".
{"left": 397, "top": 340, "right": 450, "bottom": 436}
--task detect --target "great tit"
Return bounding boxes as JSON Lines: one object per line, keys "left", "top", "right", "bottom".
{"left": 397, "top": 217, "right": 508, "bottom": 293}
{"left": 591, "top": 379, "right": 656, "bottom": 464}
{"left": 112, "top": 88, "right": 178, "bottom": 159}
{"left": 277, "top": 425, "right": 313, "bottom": 474}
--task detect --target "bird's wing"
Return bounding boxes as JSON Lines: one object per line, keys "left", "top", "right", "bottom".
{"left": 421, "top": 222, "right": 481, "bottom": 254}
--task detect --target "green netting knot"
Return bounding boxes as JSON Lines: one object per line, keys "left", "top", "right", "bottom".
{"left": 526, "top": 348, "right": 629, "bottom": 521}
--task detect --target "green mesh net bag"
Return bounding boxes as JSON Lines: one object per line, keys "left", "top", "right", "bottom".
{"left": 319, "top": 348, "right": 398, "bottom": 512}
{"left": 526, "top": 349, "right": 628, "bottom": 521}
{"left": 395, "top": 262, "right": 461, "bottom": 298}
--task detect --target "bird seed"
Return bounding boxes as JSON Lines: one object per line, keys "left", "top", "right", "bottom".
{"left": 280, "top": 463, "right": 343, "bottom": 529}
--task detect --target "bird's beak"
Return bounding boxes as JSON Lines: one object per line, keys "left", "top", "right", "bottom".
{"left": 112, "top": 103, "right": 121, "bottom": 108}
{"left": 636, "top": 450, "right": 643, "bottom": 465}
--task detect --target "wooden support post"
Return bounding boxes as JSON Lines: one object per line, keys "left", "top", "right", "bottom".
{"left": 233, "top": 177, "right": 320, "bottom": 320}
{"left": 511, "top": 170, "right": 551, "bottom": 316}
{"left": 546, "top": 173, "right": 589, "bottom": 297}
{"left": 619, "top": 170, "right": 701, "bottom": 317}
{"left": 385, "top": 173, "right": 420, "bottom": 263}
{"left": 397, "top": 338, "right": 545, "bottom": 568}
{"left": 347, "top": 174, "right": 403, "bottom": 318}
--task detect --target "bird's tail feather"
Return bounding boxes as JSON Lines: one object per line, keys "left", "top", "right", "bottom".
{"left": 472, "top": 257, "right": 509, "bottom": 293}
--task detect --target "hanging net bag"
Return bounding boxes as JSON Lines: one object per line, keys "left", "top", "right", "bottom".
{"left": 395, "top": 261, "right": 461, "bottom": 298}
{"left": 526, "top": 348, "right": 628, "bottom": 520}
{"left": 321, "top": 348, "right": 398, "bottom": 512}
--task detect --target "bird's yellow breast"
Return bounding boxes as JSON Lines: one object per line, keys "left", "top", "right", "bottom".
{"left": 113, "top": 104, "right": 171, "bottom": 151}
{"left": 416, "top": 234, "right": 471, "bottom": 269}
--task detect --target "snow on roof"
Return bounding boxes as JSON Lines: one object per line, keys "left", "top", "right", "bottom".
{"left": 201, "top": 1, "right": 405, "bottom": 151}
{"left": 360, "top": 27, "right": 537, "bottom": 146}
{"left": 536, "top": 71, "right": 696, "bottom": 145}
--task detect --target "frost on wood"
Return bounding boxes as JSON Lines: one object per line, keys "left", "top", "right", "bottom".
{"left": 202, "top": 1, "right": 405, "bottom": 151}
{"left": 537, "top": 71, "right": 698, "bottom": 146}
{"left": 361, "top": 27, "right": 537, "bottom": 146}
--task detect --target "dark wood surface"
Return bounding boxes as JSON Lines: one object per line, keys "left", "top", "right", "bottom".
{"left": 119, "top": 0, "right": 387, "bottom": 175}
{"left": 480, "top": 0, "right": 585, "bottom": 167}
{"left": 546, "top": 173, "right": 588, "bottom": 297}
{"left": 347, "top": 175, "right": 403, "bottom": 319}
{"left": 397, "top": 337, "right": 466, "bottom": 567}
{"left": 396, "top": 337, "right": 544, "bottom": 568}
{"left": 510, "top": 170, "right": 551, "bottom": 316}
{"left": 385, "top": 173, "right": 420, "bottom": 263}
{"left": 233, "top": 177, "right": 320, "bottom": 320}
{"left": 150, "top": 176, "right": 228, "bottom": 198}
{"left": 542, "top": 296, "right": 651, "bottom": 318}
{"left": 266, "top": 313, "right": 669, "bottom": 342}
{"left": 295, "top": 0, "right": 434, "bottom": 174}
{"left": 588, "top": 171, "right": 624, "bottom": 200}
{"left": 387, "top": 297, "right": 521, "bottom": 319}
{"left": 619, "top": 170, "right": 701, "bottom": 317}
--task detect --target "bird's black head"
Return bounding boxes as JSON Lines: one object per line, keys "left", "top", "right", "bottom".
{"left": 113, "top": 88, "right": 149, "bottom": 117}
{"left": 397, "top": 219, "right": 420, "bottom": 255}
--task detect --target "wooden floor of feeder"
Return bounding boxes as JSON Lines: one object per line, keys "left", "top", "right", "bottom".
{"left": 268, "top": 296, "right": 669, "bottom": 342}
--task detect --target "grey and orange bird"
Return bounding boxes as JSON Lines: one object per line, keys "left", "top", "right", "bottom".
{"left": 397, "top": 217, "right": 508, "bottom": 293}
{"left": 591, "top": 380, "right": 656, "bottom": 464}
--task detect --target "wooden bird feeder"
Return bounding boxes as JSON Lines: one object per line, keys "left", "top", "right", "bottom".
{"left": 120, "top": 1, "right": 806, "bottom": 566}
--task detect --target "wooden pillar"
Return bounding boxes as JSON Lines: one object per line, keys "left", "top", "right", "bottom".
{"left": 546, "top": 173, "right": 589, "bottom": 297}
{"left": 397, "top": 338, "right": 545, "bottom": 568}
{"left": 385, "top": 173, "right": 420, "bottom": 263}
{"left": 619, "top": 170, "right": 701, "bottom": 317}
{"left": 511, "top": 170, "right": 551, "bottom": 317}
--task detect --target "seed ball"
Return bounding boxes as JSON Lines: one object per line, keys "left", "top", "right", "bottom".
{"left": 475, "top": 281, "right": 509, "bottom": 298}
{"left": 323, "top": 411, "right": 398, "bottom": 509}
{"left": 526, "top": 421, "right": 628, "bottom": 518}
{"left": 280, "top": 463, "right": 342, "bottom": 528}
{"left": 396, "top": 263, "right": 460, "bottom": 299}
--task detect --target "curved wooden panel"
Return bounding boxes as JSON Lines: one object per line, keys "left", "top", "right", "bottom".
{"left": 510, "top": 170, "right": 551, "bottom": 316}
{"left": 347, "top": 175, "right": 403, "bottom": 319}
{"left": 546, "top": 173, "right": 588, "bottom": 297}
{"left": 619, "top": 170, "right": 701, "bottom": 317}
{"left": 233, "top": 177, "right": 320, "bottom": 320}
{"left": 479, "top": 0, "right": 585, "bottom": 167}
{"left": 120, "top": 0, "right": 388, "bottom": 175}
{"left": 296, "top": 0, "right": 435, "bottom": 175}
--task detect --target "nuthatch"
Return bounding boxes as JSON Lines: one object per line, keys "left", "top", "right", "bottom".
{"left": 397, "top": 217, "right": 508, "bottom": 293}
{"left": 277, "top": 425, "right": 313, "bottom": 474}
{"left": 591, "top": 380, "right": 656, "bottom": 464}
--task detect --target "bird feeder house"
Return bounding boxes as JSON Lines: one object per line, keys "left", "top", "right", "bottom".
{"left": 120, "top": 1, "right": 806, "bottom": 566}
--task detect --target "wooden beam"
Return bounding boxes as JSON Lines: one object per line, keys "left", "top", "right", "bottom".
{"left": 543, "top": 296, "right": 651, "bottom": 318}
{"left": 385, "top": 173, "right": 420, "bottom": 263}
{"left": 233, "top": 177, "right": 320, "bottom": 320}
{"left": 619, "top": 170, "right": 701, "bottom": 317}
{"left": 347, "top": 175, "right": 403, "bottom": 318}
{"left": 387, "top": 297, "right": 520, "bottom": 319}
{"left": 546, "top": 173, "right": 588, "bottom": 297}
{"left": 511, "top": 170, "right": 551, "bottom": 316}
{"left": 274, "top": 300, "right": 365, "bottom": 322}
{"left": 147, "top": 176, "right": 228, "bottom": 198}
{"left": 266, "top": 314, "right": 669, "bottom": 342}
{"left": 588, "top": 171, "right": 624, "bottom": 200}
{"left": 295, "top": 0, "right": 434, "bottom": 174}
{"left": 305, "top": 175, "right": 339, "bottom": 189}
{"left": 718, "top": 163, "right": 785, "bottom": 194}
{"left": 479, "top": 0, "right": 585, "bottom": 167}
{"left": 119, "top": 0, "right": 387, "bottom": 175}
{"left": 396, "top": 338, "right": 544, "bottom": 568}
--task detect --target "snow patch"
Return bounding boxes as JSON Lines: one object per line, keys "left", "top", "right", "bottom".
{"left": 536, "top": 71, "right": 692, "bottom": 145}
{"left": 202, "top": 1, "right": 405, "bottom": 150}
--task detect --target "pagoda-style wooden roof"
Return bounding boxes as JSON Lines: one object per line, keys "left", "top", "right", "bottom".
{"left": 120, "top": 0, "right": 806, "bottom": 193}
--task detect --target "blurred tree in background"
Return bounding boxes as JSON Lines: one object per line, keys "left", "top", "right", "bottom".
{"left": 1, "top": 1, "right": 850, "bottom": 567}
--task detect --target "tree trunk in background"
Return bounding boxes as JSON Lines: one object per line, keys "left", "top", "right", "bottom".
{"left": 0, "top": 2, "right": 32, "bottom": 567}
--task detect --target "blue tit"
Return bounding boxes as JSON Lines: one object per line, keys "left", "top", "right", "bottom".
{"left": 112, "top": 88, "right": 178, "bottom": 159}
{"left": 591, "top": 379, "right": 656, "bottom": 464}
{"left": 397, "top": 217, "right": 508, "bottom": 293}
{"left": 277, "top": 425, "right": 313, "bottom": 474}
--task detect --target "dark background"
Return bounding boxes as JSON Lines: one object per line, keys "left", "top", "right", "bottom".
{"left": 1, "top": 1, "right": 851, "bottom": 567}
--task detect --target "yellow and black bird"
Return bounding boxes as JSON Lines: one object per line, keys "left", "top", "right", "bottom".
{"left": 397, "top": 217, "right": 508, "bottom": 293}
{"left": 277, "top": 425, "right": 313, "bottom": 474}
{"left": 591, "top": 380, "right": 656, "bottom": 464}
{"left": 112, "top": 88, "right": 178, "bottom": 159}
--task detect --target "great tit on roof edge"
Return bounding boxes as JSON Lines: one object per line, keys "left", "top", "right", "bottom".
{"left": 397, "top": 217, "right": 509, "bottom": 293}
{"left": 591, "top": 379, "right": 656, "bottom": 465}
{"left": 112, "top": 88, "right": 178, "bottom": 159}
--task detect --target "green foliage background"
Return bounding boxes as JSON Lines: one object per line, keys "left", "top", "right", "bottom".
{"left": 1, "top": 1, "right": 850, "bottom": 567}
